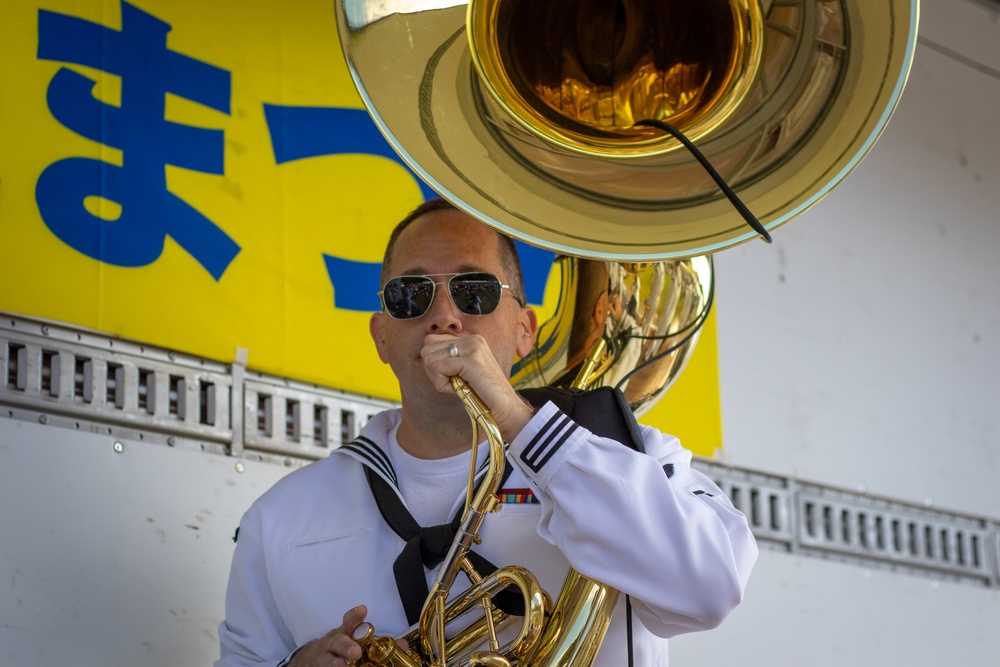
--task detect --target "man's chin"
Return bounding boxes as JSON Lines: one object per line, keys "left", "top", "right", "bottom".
{"left": 403, "top": 381, "right": 464, "bottom": 409}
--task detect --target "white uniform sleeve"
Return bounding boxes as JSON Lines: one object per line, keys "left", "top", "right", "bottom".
{"left": 507, "top": 402, "right": 758, "bottom": 638}
{"left": 216, "top": 512, "right": 298, "bottom": 667}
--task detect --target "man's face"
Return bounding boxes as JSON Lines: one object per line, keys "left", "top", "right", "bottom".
{"left": 369, "top": 209, "right": 536, "bottom": 403}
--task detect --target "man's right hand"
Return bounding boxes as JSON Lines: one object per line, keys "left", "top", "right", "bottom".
{"left": 289, "top": 605, "right": 368, "bottom": 667}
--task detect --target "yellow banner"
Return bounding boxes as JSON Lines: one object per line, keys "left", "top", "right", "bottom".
{"left": 0, "top": 0, "right": 721, "bottom": 454}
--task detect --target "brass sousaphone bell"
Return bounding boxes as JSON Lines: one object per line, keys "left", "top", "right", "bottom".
{"left": 334, "top": 2, "right": 918, "bottom": 666}
{"left": 336, "top": 0, "right": 917, "bottom": 259}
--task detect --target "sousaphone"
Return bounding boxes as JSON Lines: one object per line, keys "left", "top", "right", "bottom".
{"left": 334, "top": 1, "right": 918, "bottom": 666}
{"left": 336, "top": 0, "right": 917, "bottom": 259}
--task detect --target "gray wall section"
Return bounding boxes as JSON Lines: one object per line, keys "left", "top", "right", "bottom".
{"left": 0, "top": 418, "right": 290, "bottom": 666}
{"left": 714, "top": 0, "right": 1000, "bottom": 519}
{"left": 673, "top": 0, "right": 1000, "bottom": 663}
{"left": 671, "top": 548, "right": 1000, "bottom": 666}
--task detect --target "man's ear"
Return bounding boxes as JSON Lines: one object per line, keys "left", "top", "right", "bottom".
{"left": 370, "top": 312, "right": 390, "bottom": 364}
{"left": 515, "top": 307, "right": 538, "bottom": 358}
{"left": 592, "top": 297, "right": 606, "bottom": 328}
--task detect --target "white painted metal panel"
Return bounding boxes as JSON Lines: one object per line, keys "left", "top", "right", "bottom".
{"left": 714, "top": 0, "right": 1000, "bottom": 520}
{"left": 670, "top": 548, "right": 1000, "bottom": 666}
{"left": 0, "top": 418, "right": 290, "bottom": 666}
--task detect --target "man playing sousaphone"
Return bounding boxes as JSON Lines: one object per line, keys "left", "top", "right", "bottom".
{"left": 216, "top": 199, "right": 758, "bottom": 667}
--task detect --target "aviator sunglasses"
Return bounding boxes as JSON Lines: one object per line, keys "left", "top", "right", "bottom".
{"left": 378, "top": 272, "right": 524, "bottom": 320}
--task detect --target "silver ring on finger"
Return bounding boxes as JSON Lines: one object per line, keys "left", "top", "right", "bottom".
{"left": 448, "top": 342, "right": 459, "bottom": 358}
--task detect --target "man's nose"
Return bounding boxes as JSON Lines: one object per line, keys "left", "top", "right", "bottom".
{"left": 425, "top": 284, "right": 463, "bottom": 332}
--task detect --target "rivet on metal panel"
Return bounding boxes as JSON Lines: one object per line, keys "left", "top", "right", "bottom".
{"left": 41, "top": 325, "right": 50, "bottom": 336}
{"left": 38, "top": 415, "right": 48, "bottom": 424}
{"left": 113, "top": 441, "right": 124, "bottom": 453}
{"left": 235, "top": 461, "right": 246, "bottom": 473}
{"left": 167, "top": 436, "right": 177, "bottom": 446}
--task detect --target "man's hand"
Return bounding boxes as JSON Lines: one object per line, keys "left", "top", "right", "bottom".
{"left": 422, "top": 333, "right": 534, "bottom": 442}
{"left": 289, "top": 605, "right": 368, "bottom": 667}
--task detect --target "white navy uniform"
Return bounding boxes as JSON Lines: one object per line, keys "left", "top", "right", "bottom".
{"left": 216, "top": 401, "right": 758, "bottom": 667}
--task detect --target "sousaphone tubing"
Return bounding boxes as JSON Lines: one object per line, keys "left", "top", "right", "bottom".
{"left": 333, "top": 4, "right": 919, "bottom": 667}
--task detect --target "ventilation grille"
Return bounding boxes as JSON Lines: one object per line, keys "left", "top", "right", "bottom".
{"left": 2, "top": 316, "right": 233, "bottom": 444}
{"left": 243, "top": 375, "right": 391, "bottom": 458}
{"left": 3, "top": 313, "right": 998, "bottom": 587}
{"left": 1, "top": 313, "right": 394, "bottom": 457}
{"left": 696, "top": 459, "right": 999, "bottom": 587}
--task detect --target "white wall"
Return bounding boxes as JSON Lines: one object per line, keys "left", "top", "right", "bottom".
{"left": 714, "top": 0, "right": 999, "bottom": 528}
{"left": 672, "top": 0, "right": 1000, "bottom": 663}
{"left": 0, "top": 418, "right": 289, "bottom": 666}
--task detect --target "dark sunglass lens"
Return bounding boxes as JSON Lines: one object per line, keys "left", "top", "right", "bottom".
{"left": 450, "top": 273, "right": 502, "bottom": 315}
{"left": 383, "top": 277, "right": 435, "bottom": 319}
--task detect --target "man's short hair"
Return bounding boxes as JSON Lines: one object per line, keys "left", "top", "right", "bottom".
{"left": 568, "top": 259, "right": 609, "bottom": 357}
{"left": 379, "top": 199, "right": 526, "bottom": 303}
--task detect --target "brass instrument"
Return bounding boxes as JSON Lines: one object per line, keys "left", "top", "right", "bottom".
{"left": 510, "top": 255, "right": 714, "bottom": 418}
{"left": 336, "top": 1, "right": 918, "bottom": 666}
{"left": 351, "top": 378, "right": 551, "bottom": 667}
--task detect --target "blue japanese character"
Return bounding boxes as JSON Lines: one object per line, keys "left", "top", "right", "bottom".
{"left": 265, "top": 104, "right": 555, "bottom": 311}
{"left": 36, "top": 1, "right": 240, "bottom": 280}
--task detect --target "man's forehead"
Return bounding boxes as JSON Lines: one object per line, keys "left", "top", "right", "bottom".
{"left": 395, "top": 263, "right": 493, "bottom": 276}
{"left": 390, "top": 213, "right": 503, "bottom": 271}
{"left": 403, "top": 209, "right": 491, "bottom": 239}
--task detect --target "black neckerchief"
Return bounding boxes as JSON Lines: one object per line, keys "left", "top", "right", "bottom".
{"left": 363, "top": 386, "right": 646, "bottom": 629}
{"left": 363, "top": 459, "right": 524, "bottom": 625}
